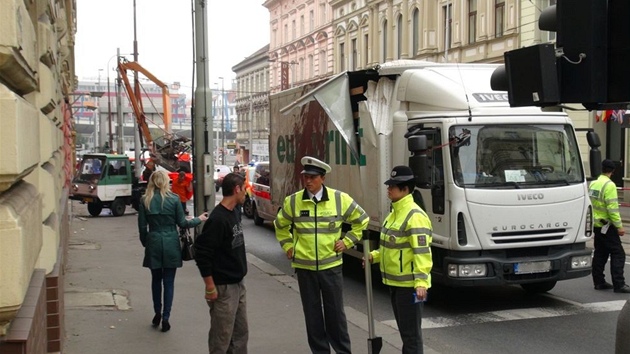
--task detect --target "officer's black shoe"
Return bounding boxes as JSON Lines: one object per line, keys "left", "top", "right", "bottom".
{"left": 614, "top": 285, "right": 630, "bottom": 293}
{"left": 594, "top": 282, "right": 614, "bottom": 290}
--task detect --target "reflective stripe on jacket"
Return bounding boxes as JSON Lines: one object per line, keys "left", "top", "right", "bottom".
{"left": 589, "top": 174, "right": 622, "bottom": 229}
{"left": 274, "top": 185, "right": 369, "bottom": 271}
{"left": 370, "top": 193, "right": 433, "bottom": 289}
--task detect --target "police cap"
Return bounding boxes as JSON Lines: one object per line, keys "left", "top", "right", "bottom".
{"left": 384, "top": 165, "right": 415, "bottom": 185}
{"left": 301, "top": 156, "right": 332, "bottom": 176}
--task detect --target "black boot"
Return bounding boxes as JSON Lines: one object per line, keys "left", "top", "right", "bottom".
{"left": 161, "top": 319, "right": 171, "bottom": 332}
{"left": 151, "top": 313, "right": 161, "bottom": 327}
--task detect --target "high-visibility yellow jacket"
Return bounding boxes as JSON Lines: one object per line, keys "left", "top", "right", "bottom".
{"left": 370, "top": 194, "right": 433, "bottom": 289}
{"left": 274, "top": 186, "right": 369, "bottom": 271}
{"left": 589, "top": 174, "right": 622, "bottom": 229}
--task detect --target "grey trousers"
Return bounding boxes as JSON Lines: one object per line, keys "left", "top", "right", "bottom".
{"left": 207, "top": 281, "right": 248, "bottom": 354}
{"left": 296, "top": 266, "right": 351, "bottom": 354}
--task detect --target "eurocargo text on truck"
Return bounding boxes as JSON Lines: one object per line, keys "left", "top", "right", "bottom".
{"left": 256, "top": 60, "right": 601, "bottom": 293}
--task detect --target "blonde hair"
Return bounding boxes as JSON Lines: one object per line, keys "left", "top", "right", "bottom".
{"left": 143, "top": 170, "right": 171, "bottom": 211}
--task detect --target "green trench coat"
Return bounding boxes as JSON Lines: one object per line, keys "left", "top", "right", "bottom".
{"left": 138, "top": 193, "right": 201, "bottom": 269}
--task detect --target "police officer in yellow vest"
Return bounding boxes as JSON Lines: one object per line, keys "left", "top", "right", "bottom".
{"left": 275, "top": 156, "right": 369, "bottom": 354}
{"left": 367, "top": 166, "right": 432, "bottom": 354}
{"left": 589, "top": 159, "right": 630, "bottom": 293}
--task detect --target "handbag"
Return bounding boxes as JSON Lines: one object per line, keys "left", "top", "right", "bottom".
{"left": 180, "top": 228, "right": 195, "bottom": 261}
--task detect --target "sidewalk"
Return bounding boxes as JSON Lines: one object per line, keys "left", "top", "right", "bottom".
{"left": 62, "top": 202, "right": 431, "bottom": 354}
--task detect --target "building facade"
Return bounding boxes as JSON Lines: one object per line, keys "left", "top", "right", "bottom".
{"left": 264, "top": 0, "right": 336, "bottom": 94}
{"left": 330, "top": 0, "right": 522, "bottom": 72}
{"left": 233, "top": 45, "right": 271, "bottom": 163}
{"left": 0, "top": 0, "right": 76, "bottom": 352}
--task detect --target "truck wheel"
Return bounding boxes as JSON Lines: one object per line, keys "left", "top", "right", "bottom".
{"left": 520, "top": 280, "right": 557, "bottom": 294}
{"left": 253, "top": 204, "right": 264, "bottom": 226}
{"left": 87, "top": 201, "right": 103, "bottom": 217}
{"left": 110, "top": 198, "right": 126, "bottom": 217}
{"left": 243, "top": 197, "right": 254, "bottom": 218}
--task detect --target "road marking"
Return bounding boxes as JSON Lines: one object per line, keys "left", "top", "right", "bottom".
{"left": 419, "top": 300, "right": 626, "bottom": 329}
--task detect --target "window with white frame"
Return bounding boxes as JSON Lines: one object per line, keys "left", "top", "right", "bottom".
{"left": 339, "top": 42, "right": 346, "bottom": 71}
{"left": 412, "top": 8, "right": 420, "bottom": 55}
{"left": 444, "top": 3, "right": 452, "bottom": 50}
{"left": 310, "top": 10, "right": 314, "bottom": 31}
{"left": 495, "top": 0, "right": 505, "bottom": 38}
{"left": 544, "top": 0, "right": 556, "bottom": 42}
{"left": 364, "top": 33, "right": 369, "bottom": 66}
{"left": 382, "top": 19, "right": 388, "bottom": 62}
{"left": 396, "top": 15, "right": 403, "bottom": 59}
{"left": 319, "top": 50, "right": 326, "bottom": 76}
{"left": 469, "top": 0, "right": 477, "bottom": 44}
{"left": 351, "top": 38, "right": 357, "bottom": 70}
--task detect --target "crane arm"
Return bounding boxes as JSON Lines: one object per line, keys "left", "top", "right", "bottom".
{"left": 117, "top": 59, "right": 187, "bottom": 172}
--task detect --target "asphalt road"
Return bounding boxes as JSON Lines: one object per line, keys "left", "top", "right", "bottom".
{"left": 242, "top": 215, "right": 630, "bottom": 354}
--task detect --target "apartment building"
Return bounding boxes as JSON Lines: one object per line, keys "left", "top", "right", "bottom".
{"left": 264, "top": 0, "right": 335, "bottom": 94}
{"left": 233, "top": 45, "right": 271, "bottom": 163}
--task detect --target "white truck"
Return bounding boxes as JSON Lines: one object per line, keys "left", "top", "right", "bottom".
{"left": 260, "top": 60, "right": 600, "bottom": 293}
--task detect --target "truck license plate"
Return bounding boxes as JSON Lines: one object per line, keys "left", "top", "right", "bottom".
{"left": 83, "top": 197, "right": 93, "bottom": 203}
{"left": 514, "top": 261, "right": 551, "bottom": 275}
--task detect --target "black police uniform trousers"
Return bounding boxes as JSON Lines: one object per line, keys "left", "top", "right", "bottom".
{"left": 390, "top": 286, "right": 424, "bottom": 354}
{"left": 592, "top": 225, "right": 627, "bottom": 289}
{"left": 296, "top": 265, "right": 351, "bottom": 354}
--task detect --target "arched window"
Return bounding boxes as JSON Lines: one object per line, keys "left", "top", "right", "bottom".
{"left": 412, "top": 9, "right": 420, "bottom": 55}
{"left": 382, "top": 20, "right": 388, "bottom": 63}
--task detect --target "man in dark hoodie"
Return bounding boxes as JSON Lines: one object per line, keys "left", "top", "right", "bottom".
{"left": 195, "top": 172, "right": 249, "bottom": 353}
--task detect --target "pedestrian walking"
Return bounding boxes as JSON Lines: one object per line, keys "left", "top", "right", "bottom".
{"left": 274, "top": 156, "right": 369, "bottom": 354}
{"left": 194, "top": 172, "right": 249, "bottom": 354}
{"left": 138, "top": 170, "right": 209, "bottom": 332}
{"left": 171, "top": 170, "right": 193, "bottom": 214}
{"left": 589, "top": 159, "right": 630, "bottom": 293}
{"left": 365, "top": 165, "right": 432, "bottom": 354}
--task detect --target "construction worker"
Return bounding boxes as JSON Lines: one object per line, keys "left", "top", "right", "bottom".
{"left": 366, "top": 165, "right": 432, "bottom": 354}
{"left": 275, "top": 156, "right": 369, "bottom": 354}
{"left": 589, "top": 159, "right": 630, "bottom": 293}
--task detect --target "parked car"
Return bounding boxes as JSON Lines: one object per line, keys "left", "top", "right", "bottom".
{"left": 214, "top": 165, "right": 232, "bottom": 192}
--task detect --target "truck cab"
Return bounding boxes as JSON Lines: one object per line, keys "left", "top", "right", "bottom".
{"left": 70, "top": 154, "right": 140, "bottom": 216}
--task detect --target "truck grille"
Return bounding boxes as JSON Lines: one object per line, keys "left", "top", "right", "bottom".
{"left": 491, "top": 228, "right": 566, "bottom": 244}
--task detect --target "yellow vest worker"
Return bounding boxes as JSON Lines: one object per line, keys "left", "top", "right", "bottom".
{"left": 369, "top": 165, "right": 433, "bottom": 353}
{"left": 275, "top": 156, "right": 368, "bottom": 353}
{"left": 588, "top": 159, "right": 630, "bottom": 293}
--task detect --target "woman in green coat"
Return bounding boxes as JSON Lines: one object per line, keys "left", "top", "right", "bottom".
{"left": 138, "top": 170, "right": 208, "bottom": 332}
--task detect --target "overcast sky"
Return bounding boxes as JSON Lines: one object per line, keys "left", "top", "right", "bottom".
{"left": 74, "top": 0, "right": 269, "bottom": 91}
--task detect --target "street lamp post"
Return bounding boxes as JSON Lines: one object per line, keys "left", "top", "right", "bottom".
{"left": 95, "top": 69, "right": 103, "bottom": 152}
{"left": 218, "top": 77, "right": 225, "bottom": 165}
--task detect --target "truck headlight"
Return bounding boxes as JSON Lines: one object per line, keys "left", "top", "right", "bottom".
{"left": 448, "top": 263, "right": 487, "bottom": 277}
{"left": 571, "top": 255, "right": 591, "bottom": 269}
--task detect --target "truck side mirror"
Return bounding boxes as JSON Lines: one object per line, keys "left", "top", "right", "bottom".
{"left": 408, "top": 136, "right": 430, "bottom": 188}
{"left": 586, "top": 131, "right": 602, "bottom": 178}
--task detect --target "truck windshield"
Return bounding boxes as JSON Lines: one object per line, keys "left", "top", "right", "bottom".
{"left": 75, "top": 156, "right": 106, "bottom": 182}
{"left": 450, "top": 124, "right": 583, "bottom": 188}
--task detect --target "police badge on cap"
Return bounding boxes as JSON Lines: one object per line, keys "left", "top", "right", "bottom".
{"left": 301, "top": 156, "right": 332, "bottom": 176}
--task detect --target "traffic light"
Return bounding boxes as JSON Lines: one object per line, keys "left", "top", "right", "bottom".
{"left": 492, "top": 0, "right": 630, "bottom": 109}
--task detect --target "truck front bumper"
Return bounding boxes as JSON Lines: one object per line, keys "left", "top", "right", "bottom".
{"left": 431, "top": 243, "right": 592, "bottom": 287}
